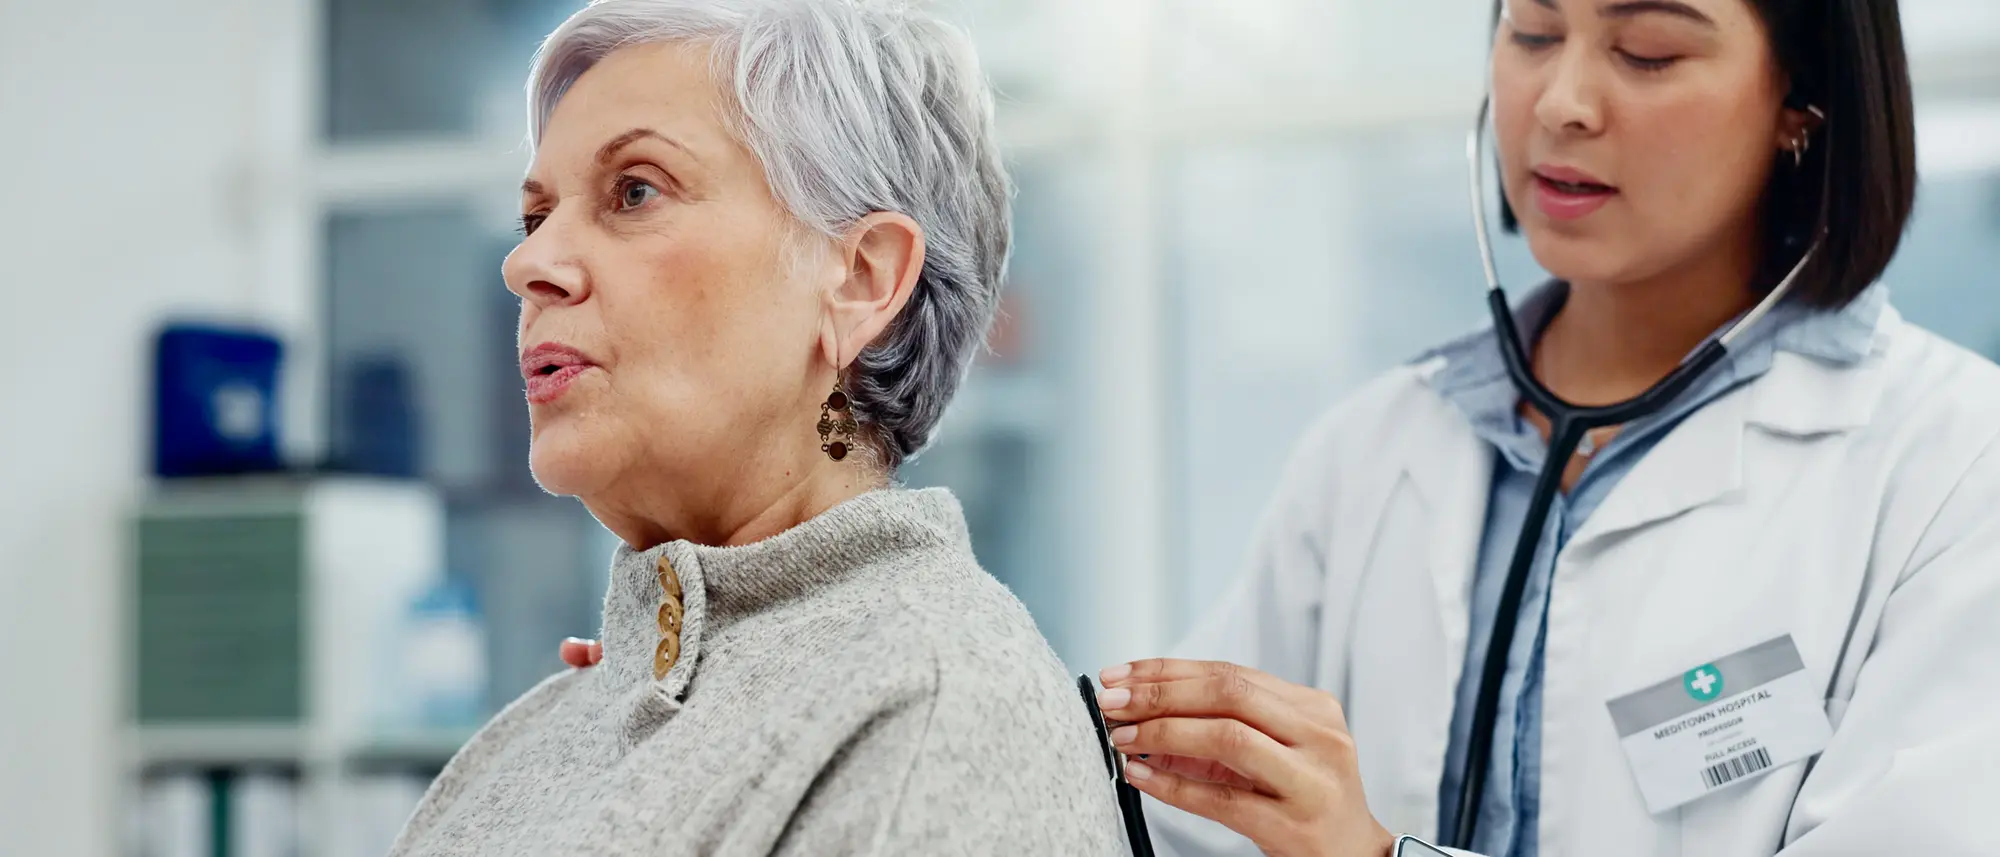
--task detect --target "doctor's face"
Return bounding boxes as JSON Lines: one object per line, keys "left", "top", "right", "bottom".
{"left": 1490, "top": 0, "right": 1805, "bottom": 289}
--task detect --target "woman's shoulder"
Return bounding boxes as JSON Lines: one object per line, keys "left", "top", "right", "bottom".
{"left": 759, "top": 559, "right": 1124, "bottom": 852}
{"left": 1846, "top": 310, "right": 2000, "bottom": 458}
{"left": 1253, "top": 360, "right": 1466, "bottom": 505}
{"left": 1852, "top": 311, "right": 2000, "bottom": 489}
{"left": 1874, "top": 310, "right": 2000, "bottom": 409}
{"left": 766, "top": 516, "right": 1086, "bottom": 722}
{"left": 834, "top": 531, "right": 1068, "bottom": 686}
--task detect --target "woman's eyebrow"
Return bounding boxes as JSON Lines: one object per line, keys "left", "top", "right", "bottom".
{"left": 1601, "top": 0, "right": 1717, "bottom": 27}
{"left": 1529, "top": 0, "right": 1718, "bottom": 28}
{"left": 519, "top": 128, "right": 701, "bottom": 197}
{"left": 594, "top": 127, "right": 702, "bottom": 168}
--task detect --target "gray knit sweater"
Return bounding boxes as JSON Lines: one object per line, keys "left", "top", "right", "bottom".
{"left": 389, "top": 488, "right": 1127, "bottom": 856}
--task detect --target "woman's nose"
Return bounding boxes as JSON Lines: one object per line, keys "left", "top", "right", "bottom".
{"left": 1534, "top": 46, "right": 1605, "bottom": 136}
{"left": 503, "top": 222, "right": 590, "bottom": 308}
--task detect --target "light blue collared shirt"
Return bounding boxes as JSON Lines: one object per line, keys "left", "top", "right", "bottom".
{"left": 1426, "top": 282, "right": 1883, "bottom": 856}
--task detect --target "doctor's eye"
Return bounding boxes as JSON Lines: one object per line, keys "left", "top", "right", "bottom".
{"left": 1509, "top": 30, "right": 1562, "bottom": 51}
{"left": 1617, "top": 49, "right": 1681, "bottom": 72}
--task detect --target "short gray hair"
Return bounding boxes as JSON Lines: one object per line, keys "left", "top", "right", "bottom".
{"left": 528, "top": 0, "right": 1012, "bottom": 469}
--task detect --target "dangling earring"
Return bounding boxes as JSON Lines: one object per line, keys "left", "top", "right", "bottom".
{"left": 818, "top": 377, "right": 858, "bottom": 462}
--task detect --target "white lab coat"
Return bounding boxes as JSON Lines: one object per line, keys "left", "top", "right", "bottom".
{"left": 1151, "top": 305, "right": 2000, "bottom": 857}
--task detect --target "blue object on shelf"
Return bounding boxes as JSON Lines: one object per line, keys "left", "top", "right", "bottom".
{"left": 153, "top": 324, "right": 285, "bottom": 478}
{"left": 340, "top": 355, "right": 423, "bottom": 477}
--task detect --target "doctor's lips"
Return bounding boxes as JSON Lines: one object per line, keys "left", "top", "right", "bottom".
{"left": 1532, "top": 164, "right": 1619, "bottom": 221}
{"left": 521, "top": 342, "right": 599, "bottom": 405}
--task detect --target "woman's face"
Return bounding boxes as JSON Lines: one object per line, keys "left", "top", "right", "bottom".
{"left": 1492, "top": 0, "right": 1802, "bottom": 288}
{"left": 505, "top": 42, "right": 828, "bottom": 501}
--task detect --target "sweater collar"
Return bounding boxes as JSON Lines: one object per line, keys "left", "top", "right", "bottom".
{"left": 611, "top": 487, "right": 966, "bottom": 617}
{"left": 595, "top": 488, "right": 967, "bottom": 743}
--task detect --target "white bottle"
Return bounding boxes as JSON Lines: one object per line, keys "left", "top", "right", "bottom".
{"left": 403, "top": 578, "right": 488, "bottom": 729}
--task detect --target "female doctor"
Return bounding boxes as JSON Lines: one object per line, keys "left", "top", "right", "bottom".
{"left": 1085, "top": 0, "right": 2000, "bottom": 856}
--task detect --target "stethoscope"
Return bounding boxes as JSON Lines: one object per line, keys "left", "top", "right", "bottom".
{"left": 1447, "top": 95, "right": 1824, "bottom": 850}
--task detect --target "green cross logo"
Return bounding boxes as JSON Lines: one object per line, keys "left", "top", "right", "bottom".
{"left": 1685, "top": 664, "right": 1724, "bottom": 702}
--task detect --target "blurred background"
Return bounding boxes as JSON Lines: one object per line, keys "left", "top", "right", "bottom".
{"left": 2, "top": 0, "right": 1997, "bottom": 854}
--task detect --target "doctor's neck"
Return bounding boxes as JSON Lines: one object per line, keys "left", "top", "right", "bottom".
{"left": 1533, "top": 233, "right": 1764, "bottom": 408}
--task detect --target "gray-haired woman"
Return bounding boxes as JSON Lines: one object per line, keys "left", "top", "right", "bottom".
{"left": 388, "top": 1, "right": 1124, "bottom": 854}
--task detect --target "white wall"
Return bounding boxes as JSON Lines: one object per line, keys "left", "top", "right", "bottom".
{"left": 0, "top": 1, "right": 307, "bottom": 853}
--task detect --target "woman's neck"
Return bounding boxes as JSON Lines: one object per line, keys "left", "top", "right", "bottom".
{"left": 587, "top": 447, "right": 888, "bottom": 551}
{"left": 1534, "top": 246, "right": 1761, "bottom": 407}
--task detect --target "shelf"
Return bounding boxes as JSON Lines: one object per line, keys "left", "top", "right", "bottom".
{"left": 130, "top": 723, "right": 477, "bottom": 769}
{"left": 134, "top": 724, "right": 306, "bottom": 767}
{"left": 343, "top": 727, "right": 478, "bottom": 769}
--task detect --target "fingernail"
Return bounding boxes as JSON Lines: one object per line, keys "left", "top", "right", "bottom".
{"left": 1111, "top": 725, "right": 1137, "bottom": 746}
{"left": 1100, "top": 663, "right": 1132, "bottom": 683}
{"left": 565, "top": 637, "right": 590, "bottom": 646}
{"left": 1097, "top": 688, "right": 1131, "bottom": 711}
{"left": 1125, "top": 760, "right": 1153, "bottom": 781}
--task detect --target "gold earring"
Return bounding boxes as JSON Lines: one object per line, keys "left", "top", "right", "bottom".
{"left": 818, "top": 378, "right": 858, "bottom": 462}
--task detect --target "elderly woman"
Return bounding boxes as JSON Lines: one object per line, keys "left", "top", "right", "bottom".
{"left": 387, "top": 1, "right": 1124, "bottom": 854}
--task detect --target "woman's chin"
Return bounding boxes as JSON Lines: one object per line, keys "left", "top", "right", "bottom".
{"left": 526, "top": 427, "right": 614, "bottom": 498}
{"left": 1525, "top": 232, "right": 1639, "bottom": 289}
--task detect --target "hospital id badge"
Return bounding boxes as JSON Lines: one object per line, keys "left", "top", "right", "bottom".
{"left": 1606, "top": 635, "right": 1832, "bottom": 813}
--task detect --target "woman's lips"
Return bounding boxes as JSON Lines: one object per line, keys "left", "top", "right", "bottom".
{"left": 520, "top": 343, "right": 599, "bottom": 406}
{"left": 1532, "top": 166, "right": 1618, "bottom": 222}
{"left": 525, "top": 363, "right": 594, "bottom": 405}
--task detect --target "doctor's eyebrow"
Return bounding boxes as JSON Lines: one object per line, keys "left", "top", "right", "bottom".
{"left": 1532, "top": 0, "right": 1719, "bottom": 27}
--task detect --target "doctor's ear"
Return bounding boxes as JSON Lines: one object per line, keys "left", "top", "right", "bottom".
{"left": 1775, "top": 102, "right": 1827, "bottom": 155}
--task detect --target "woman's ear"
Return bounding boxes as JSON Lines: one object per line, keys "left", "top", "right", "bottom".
{"left": 818, "top": 212, "right": 926, "bottom": 370}
{"left": 1774, "top": 102, "right": 1827, "bottom": 154}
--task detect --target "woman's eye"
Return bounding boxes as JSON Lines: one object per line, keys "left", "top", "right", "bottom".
{"left": 1618, "top": 49, "right": 1680, "bottom": 72}
{"left": 1510, "top": 30, "right": 1561, "bottom": 51}
{"left": 617, "top": 178, "right": 662, "bottom": 211}
{"left": 518, "top": 214, "right": 546, "bottom": 237}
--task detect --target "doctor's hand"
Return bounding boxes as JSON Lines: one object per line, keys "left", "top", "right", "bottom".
{"left": 560, "top": 637, "right": 603, "bottom": 668}
{"left": 1098, "top": 659, "right": 1393, "bottom": 857}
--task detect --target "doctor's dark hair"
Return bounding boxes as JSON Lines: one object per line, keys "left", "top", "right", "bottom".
{"left": 1494, "top": 0, "right": 1917, "bottom": 309}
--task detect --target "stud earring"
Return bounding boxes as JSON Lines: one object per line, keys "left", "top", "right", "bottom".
{"left": 818, "top": 378, "right": 858, "bottom": 462}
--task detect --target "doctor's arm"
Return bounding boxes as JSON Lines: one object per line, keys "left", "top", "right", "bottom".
{"left": 1101, "top": 414, "right": 1430, "bottom": 857}
{"left": 1776, "top": 439, "right": 2000, "bottom": 853}
{"left": 1164, "top": 410, "right": 1351, "bottom": 700}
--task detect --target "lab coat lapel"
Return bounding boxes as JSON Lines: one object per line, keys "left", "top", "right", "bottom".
{"left": 1742, "top": 348, "right": 1887, "bottom": 439}
{"left": 1567, "top": 388, "right": 1751, "bottom": 552}
{"left": 1565, "top": 323, "right": 1889, "bottom": 554}
{"left": 1401, "top": 365, "right": 1492, "bottom": 687}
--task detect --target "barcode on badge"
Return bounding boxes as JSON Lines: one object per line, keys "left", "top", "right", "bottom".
{"left": 1701, "top": 747, "right": 1773, "bottom": 789}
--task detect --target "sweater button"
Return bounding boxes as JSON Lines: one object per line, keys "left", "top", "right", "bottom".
{"left": 653, "top": 634, "right": 681, "bottom": 680}
{"left": 657, "top": 598, "right": 684, "bottom": 636}
{"left": 656, "top": 556, "right": 683, "bottom": 602}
